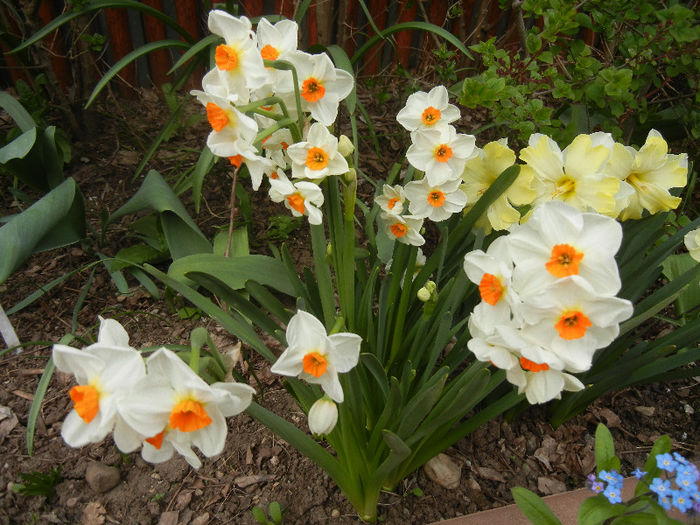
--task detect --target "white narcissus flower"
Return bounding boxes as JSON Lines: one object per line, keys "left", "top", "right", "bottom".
{"left": 463, "top": 236, "right": 520, "bottom": 329}
{"left": 119, "top": 348, "right": 255, "bottom": 469}
{"left": 270, "top": 311, "right": 361, "bottom": 403}
{"left": 208, "top": 11, "right": 268, "bottom": 92}
{"left": 285, "top": 51, "right": 354, "bottom": 126}
{"left": 307, "top": 396, "right": 338, "bottom": 435}
{"left": 191, "top": 90, "right": 258, "bottom": 159}
{"left": 504, "top": 345, "right": 585, "bottom": 404}
{"left": 520, "top": 133, "right": 620, "bottom": 215}
{"left": 52, "top": 317, "right": 145, "bottom": 450}
{"left": 406, "top": 125, "right": 476, "bottom": 186}
{"left": 262, "top": 128, "right": 293, "bottom": 169}
{"left": 404, "top": 176, "right": 467, "bottom": 222}
{"left": 602, "top": 129, "right": 687, "bottom": 220}
{"left": 507, "top": 201, "right": 624, "bottom": 297}
{"left": 381, "top": 212, "right": 425, "bottom": 246}
{"left": 461, "top": 140, "right": 535, "bottom": 232}
{"left": 376, "top": 184, "right": 406, "bottom": 215}
{"left": 286, "top": 122, "right": 349, "bottom": 180}
{"left": 684, "top": 227, "right": 700, "bottom": 262}
{"left": 517, "top": 276, "right": 633, "bottom": 373}
{"left": 269, "top": 170, "right": 324, "bottom": 225}
{"left": 256, "top": 17, "right": 298, "bottom": 89}
{"left": 396, "top": 85, "right": 460, "bottom": 132}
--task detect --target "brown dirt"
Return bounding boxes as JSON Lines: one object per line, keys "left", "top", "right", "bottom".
{"left": 0, "top": 85, "right": 698, "bottom": 525}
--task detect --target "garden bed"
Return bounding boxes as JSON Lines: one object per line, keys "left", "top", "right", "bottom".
{"left": 0, "top": 86, "right": 697, "bottom": 525}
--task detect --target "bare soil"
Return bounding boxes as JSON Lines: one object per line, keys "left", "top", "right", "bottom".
{"left": 0, "top": 85, "right": 697, "bottom": 525}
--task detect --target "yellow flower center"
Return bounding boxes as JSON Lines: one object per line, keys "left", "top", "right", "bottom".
{"left": 421, "top": 106, "right": 441, "bottom": 126}
{"left": 286, "top": 193, "right": 306, "bottom": 214}
{"left": 302, "top": 351, "right": 328, "bottom": 377}
{"left": 169, "top": 399, "right": 212, "bottom": 432}
{"left": 206, "top": 102, "right": 229, "bottom": 132}
{"left": 520, "top": 356, "right": 549, "bottom": 372}
{"left": 305, "top": 147, "right": 329, "bottom": 170}
{"left": 555, "top": 310, "right": 592, "bottom": 340}
{"left": 427, "top": 190, "right": 446, "bottom": 207}
{"left": 260, "top": 44, "right": 280, "bottom": 61}
{"left": 434, "top": 144, "right": 453, "bottom": 163}
{"left": 301, "top": 77, "right": 325, "bottom": 102}
{"left": 215, "top": 44, "right": 239, "bottom": 71}
{"left": 69, "top": 384, "right": 100, "bottom": 423}
{"left": 545, "top": 244, "right": 584, "bottom": 278}
{"left": 554, "top": 176, "right": 576, "bottom": 199}
{"left": 478, "top": 273, "right": 503, "bottom": 306}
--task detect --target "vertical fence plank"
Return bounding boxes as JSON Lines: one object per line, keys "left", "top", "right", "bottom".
{"left": 307, "top": 2, "right": 319, "bottom": 46}
{"left": 342, "top": 0, "right": 359, "bottom": 57}
{"left": 104, "top": 8, "right": 137, "bottom": 93}
{"left": 274, "top": 0, "right": 295, "bottom": 19}
{"left": 38, "top": 1, "right": 70, "bottom": 89}
{"left": 141, "top": 0, "right": 170, "bottom": 87}
{"left": 362, "top": 0, "right": 387, "bottom": 74}
{"left": 396, "top": 0, "right": 417, "bottom": 68}
{"left": 241, "top": 1, "right": 264, "bottom": 18}
{"left": 174, "top": 0, "right": 201, "bottom": 89}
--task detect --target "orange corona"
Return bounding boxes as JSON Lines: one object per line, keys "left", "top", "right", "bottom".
{"left": 478, "top": 273, "right": 503, "bottom": 306}
{"left": 169, "top": 399, "right": 212, "bottom": 432}
{"left": 215, "top": 44, "right": 239, "bottom": 71}
{"left": 69, "top": 385, "right": 100, "bottom": 423}
{"left": 546, "top": 244, "right": 583, "bottom": 278}
{"left": 555, "top": 310, "right": 592, "bottom": 340}
{"left": 302, "top": 352, "right": 328, "bottom": 378}
{"left": 301, "top": 77, "right": 325, "bottom": 102}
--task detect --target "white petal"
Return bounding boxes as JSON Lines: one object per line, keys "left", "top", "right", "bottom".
{"left": 327, "top": 333, "right": 362, "bottom": 372}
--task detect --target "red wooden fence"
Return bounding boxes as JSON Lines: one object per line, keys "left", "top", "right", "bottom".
{"left": 0, "top": 0, "right": 519, "bottom": 94}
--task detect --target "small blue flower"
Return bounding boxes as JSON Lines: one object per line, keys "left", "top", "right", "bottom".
{"left": 677, "top": 464, "right": 699, "bottom": 483}
{"left": 651, "top": 478, "right": 671, "bottom": 495}
{"left": 600, "top": 469, "right": 623, "bottom": 485}
{"left": 590, "top": 481, "right": 605, "bottom": 494}
{"left": 656, "top": 453, "right": 678, "bottom": 472}
{"left": 658, "top": 493, "right": 672, "bottom": 511}
{"left": 673, "top": 452, "right": 690, "bottom": 466}
{"left": 672, "top": 490, "right": 693, "bottom": 513}
{"left": 604, "top": 485, "right": 622, "bottom": 504}
{"left": 675, "top": 474, "right": 698, "bottom": 493}
{"left": 632, "top": 468, "right": 646, "bottom": 479}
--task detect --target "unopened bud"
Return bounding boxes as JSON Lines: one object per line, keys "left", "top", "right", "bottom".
{"left": 308, "top": 397, "right": 338, "bottom": 436}
{"left": 342, "top": 167, "right": 357, "bottom": 184}
{"left": 424, "top": 280, "right": 436, "bottom": 294}
{"left": 338, "top": 135, "right": 354, "bottom": 157}
{"left": 417, "top": 287, "right": 431, "bottom": 302}
{"left": 326, "top": 243, "right": 332, "bottom": 257}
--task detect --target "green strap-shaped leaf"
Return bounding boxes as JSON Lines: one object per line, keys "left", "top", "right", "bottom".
{"left": 10, "top": 0, "right": 196, "bottom": 55}
{"left": 168, "top": 253, "right": 295, "bottom": 296}
{"left": 511, "top": 487, "right": 563, "bottom": 525}
{"left": 85, "top": 39, "right": 190, "bottom": 108}
{"left": 0, "top": 178, "right": 84, "bottom": 285}
{"left": 577, "top": 495, "right": 626, "bottom": 525}
{"left": 351, "top": 21, "right": 473, "bottom": 67}
{"left": 0, "top": 128, "right": 36, "bottom": 163}
{"left": 375, "top": 430, "right": 412, "bottom": 484}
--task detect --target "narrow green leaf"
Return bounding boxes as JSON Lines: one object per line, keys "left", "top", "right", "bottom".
{"left": 85, "top": 40, "right": 190, "bottom": 108}
{"left": 511, "top": 487, "right": 563, "bottom": 525}
{"left": 375, "top": 430, "right": 412, "bottom": 483}
{"left": 360, "top": 353, "right": 389, "bottom": 399}
{"left": 168, "top": 34, "right": 219, "bottom": 74}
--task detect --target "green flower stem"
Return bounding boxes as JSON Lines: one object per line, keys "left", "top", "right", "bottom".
{"left": 340, "top": 175, "right": 357, "bottom": 329}
{"left": 246, "top": 401, "right": 364, "bottom": 511}
{"left": 386, "top": 247, "right": 418, "bottom": 369}
{"left": 263, "top": 59, "right": 306, "bottom": 138}
{"left": 253, "top": 117, "right": 296, "bottom": 147}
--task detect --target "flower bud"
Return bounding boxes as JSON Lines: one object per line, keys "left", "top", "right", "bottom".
{"left": 338, "top": 135, "right": 354, "bottom": 157}
{"left": 342, "top": 167, "right": 357, "bottom": 184}
{"left": 308, "top": 397, "right": 338, "bottom": 436}
{"left": 424, "top": 280, "right": 436, "bottom": 294}
{"left": 417, "top": 287, "right": 431, "bottom": 302}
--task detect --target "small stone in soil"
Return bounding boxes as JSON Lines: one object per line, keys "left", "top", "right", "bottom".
{"left": 156, "top": 510, "right": 178, "bottom": 525}
{"left": 423, "top": 453, "right": 461, "bottom": 490}
{"left": 191, "top": 512, "right": 209, "bottom": 525}
{"left": 85, "top": 463, "right": 120, "bottom": 493}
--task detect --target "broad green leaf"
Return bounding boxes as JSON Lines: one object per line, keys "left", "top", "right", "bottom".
{"left": 0, "top": 128, "right": 36, "bottom": 163}
{"left": 108, "top": 170, "right": 210, "bottom": 258}
{"left": 111, "top": 244, "right": 165, "bottom": 271}
{"left": 594, "top": 423, "right": 620, "bottom": 473}
{"left": 0, "top": 91, "right": 34, "bottom": 131}
{"left": 578, "top": 495, "right": 625, "bottom": 525}
{"left": 511, "top": 487, "right": 563, "bottom": 525}
{"left": 0, "top": 178, "right": 84, "bottom": 285}
{"left": 167, "top": 254, "right": 295, "bottom": 296}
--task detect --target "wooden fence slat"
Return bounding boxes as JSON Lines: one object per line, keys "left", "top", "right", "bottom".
{"left": 242, "top": 1, "right": 264, "bottom": 18}
{"left": 396, "top": 0, "right": 417, "bottom": 68}
{"left": 174, "top": 0, "right": 201, "bottom": 89}
{"left": 38, "top": 1, "right": 70, "bottom": 89}
{"left": 141, "top": 0, "right": 170, "bottom": 87}
{"left": 104, "top": 7, "right": 137, "bottom": 92}
{"left": 363, "top": 0, "right": 388, "bottom": 74}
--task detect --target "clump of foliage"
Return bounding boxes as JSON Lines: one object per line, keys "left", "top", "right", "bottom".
{"left": 459, "top": 0, "right": 699, "bottom": 144}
